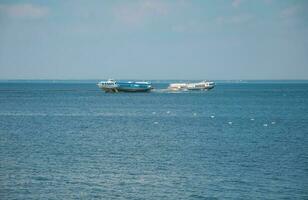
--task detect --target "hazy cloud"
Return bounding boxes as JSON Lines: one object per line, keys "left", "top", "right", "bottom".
{"left": 0, "top": 4, "right": 49, "bottom": 19}
{"left": 263, "top": 0, "right": 273, "bottom": 4}
{"left": 232, "top": 0, "right": 242, "bottom": 8}
{"left": 113, "top": 0, "right": 169, "bottom": 26}
{"left": 280, "top": 5, "right": 300, "bottom": 18}
{"left": 216, "top": 14, "right": 253, "bottom": 25}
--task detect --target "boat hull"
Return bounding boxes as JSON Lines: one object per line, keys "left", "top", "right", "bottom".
{"left": 168, "top": 81, "right": 215, "bottom": 91}
{"left": 97, "top": 80, "right": 153, "bottom": 93}
{"left": 187, "top": 85, "right": 214, "bottom": 90}
{"left": 100, "top": 87, "right": 152, "bottom": 93}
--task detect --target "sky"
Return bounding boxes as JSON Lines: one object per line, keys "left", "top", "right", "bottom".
{"left": 0, "top": 0, "right": 307, "bottom": 80}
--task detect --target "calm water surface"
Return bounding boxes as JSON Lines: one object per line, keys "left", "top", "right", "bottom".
{"left": 0, "top": 82, "right": 308, "bottom": 199}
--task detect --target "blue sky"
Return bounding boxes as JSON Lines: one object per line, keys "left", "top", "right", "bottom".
{"left": 0, "top": 0, "right": 307, "bottom": 80}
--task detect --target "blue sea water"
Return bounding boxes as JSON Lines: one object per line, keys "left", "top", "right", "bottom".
{"left": 0, "top": 81, "right": 307, "bottom": 199}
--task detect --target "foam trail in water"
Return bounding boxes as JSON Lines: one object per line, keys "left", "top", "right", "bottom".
{"left": 152, "top": 89, "right": 207, "bottom": 93}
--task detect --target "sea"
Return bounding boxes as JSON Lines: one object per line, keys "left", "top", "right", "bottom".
{"left": 0, "top": 80, "right": 307, "bottom": 199}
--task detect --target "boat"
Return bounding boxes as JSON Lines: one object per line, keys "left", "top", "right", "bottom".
{"left": 168, "top": 81, "right": 215, "bottom": 91}
{"left": 97, "top": 79, "right": 153, "bottom": 93}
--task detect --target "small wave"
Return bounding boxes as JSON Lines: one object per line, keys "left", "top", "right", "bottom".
{"left": 0, "top": 112, "right": 142, "bottom": 117}
{"left": 189, "top": 194, "right": 218, "bottom": 200}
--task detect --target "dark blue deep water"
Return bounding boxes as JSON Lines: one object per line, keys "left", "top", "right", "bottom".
{"left": 0, "top": 81, "right": 308, "bottom": 199}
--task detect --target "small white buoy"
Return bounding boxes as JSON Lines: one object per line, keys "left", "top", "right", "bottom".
{"left": 166, "top": 111, "right": 171, "bottom": 114}
{"left": 228, "top": 121, "right": 232, "bottom": 125}
{"left": 263, "top": 124, "right": 268, "bottom": 127}
{"left": 193, "top": 113, "right": 197, "bottom": 116}
{"left": 271, "top": 121, "right": 276, "bottom": 124}
{"left": 210, "top": 115, "right": 215, "bottom": 119}
{"left": 250, "top": 118, "right": 255, "bottom": 121}
{"left": 152, "top": 112, "right": 156, "bottom": 115}
{"left": 154, "top": 122, "right": 159, "bottom": 124}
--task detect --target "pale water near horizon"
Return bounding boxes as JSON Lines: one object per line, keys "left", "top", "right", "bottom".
{"left": 0, "top": 82, "right": 307, "bottom": 199}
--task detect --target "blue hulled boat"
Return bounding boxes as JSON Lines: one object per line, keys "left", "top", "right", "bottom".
{"left": 97, "top": 79, "right": 153, "bottom": 93}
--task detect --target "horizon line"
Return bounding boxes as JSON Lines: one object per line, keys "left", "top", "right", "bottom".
{"left": 0, "top": 79, "right": 308, "bottom": 81}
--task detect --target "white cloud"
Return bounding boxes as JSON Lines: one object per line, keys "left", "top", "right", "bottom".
{"left": 0, "top": 4, "right": 49, "bottom": 19}
{"left": 113, "top": 0, "right": 169, "bottom": 26}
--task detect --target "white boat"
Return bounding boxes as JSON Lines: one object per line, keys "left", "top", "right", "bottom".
{"left": 168, "top": 81, "right": 215, "bottom": 91}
